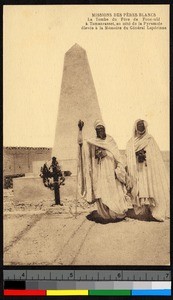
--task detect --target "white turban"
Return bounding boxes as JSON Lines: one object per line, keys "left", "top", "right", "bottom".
{"left": 133, "top": 119, "right": 148, "bottom": 136}
{"left": 94, "top": 119, "right": 105, "bottom": 129}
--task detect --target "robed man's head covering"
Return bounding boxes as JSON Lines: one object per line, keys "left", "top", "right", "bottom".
{"left": 133, "top": 119, "right": 148, "bottom": 136}
{"left": 94, "top": 119, "right": 105, "bottom": 129}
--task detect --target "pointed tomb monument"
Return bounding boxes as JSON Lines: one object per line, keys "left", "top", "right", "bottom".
{"left": 52, "top": 44, "right": 103, "bottom": 173}
{"left": 12, "top": 44, "right": 103, "bottom": 203}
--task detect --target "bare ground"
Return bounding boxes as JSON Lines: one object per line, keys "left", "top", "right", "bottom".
{"left": 3, "top": 190, "right": 170, "bottom": 266}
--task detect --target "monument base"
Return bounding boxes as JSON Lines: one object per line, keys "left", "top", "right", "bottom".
{"left": 13, "top": 176, "right": 77, "bottom": 204}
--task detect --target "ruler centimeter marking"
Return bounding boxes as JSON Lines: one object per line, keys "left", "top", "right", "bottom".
{"left": 3, "top": 270, "right": 171, "bottom": 281}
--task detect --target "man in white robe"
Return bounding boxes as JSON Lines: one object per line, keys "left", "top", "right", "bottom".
{"left": 78, "top": 119, "right": 131, "bottom": 222}
{"left": 126, "top": 119, "right": 169, "bottom": 221}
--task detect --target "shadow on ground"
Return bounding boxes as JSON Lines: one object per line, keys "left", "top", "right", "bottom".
{"left": 86, "top": 210, "right": 125, "bottom": 224}
{"left": 86, "top": 208, "right": 161, "bottom": 224}
{"left": 126, "top": 208, "right": 160, "bottom": 222}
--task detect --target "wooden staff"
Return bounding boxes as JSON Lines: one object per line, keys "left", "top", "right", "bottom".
{"left": 78, "top": 120, "right": 85, "bottom": 193}
{"left": 75, "top": 120, "right": 84, "bottom": 218}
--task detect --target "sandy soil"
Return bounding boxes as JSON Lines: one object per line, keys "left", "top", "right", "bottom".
{"left": 3, "top": 190, "right": 170, "bottom": 266}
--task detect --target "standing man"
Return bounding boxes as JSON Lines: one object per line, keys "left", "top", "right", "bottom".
{"left": 126, "top": 119, "right": 169, "bottom": 221}
{"left": 78, "top": 119, "right": 131, "bottom": 222}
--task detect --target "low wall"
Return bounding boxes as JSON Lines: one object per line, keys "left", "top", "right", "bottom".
{"left": 12, "top": 152, "right": 169, "bottom": 205}
{"left": 13, "top": 177, "right": 53, "bottom": 203}
{"left": 13, "top": 176, "right": 77, "bottom": 204}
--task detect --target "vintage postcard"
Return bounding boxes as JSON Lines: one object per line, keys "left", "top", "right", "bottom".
{"left": 3, "top": 4, "right": 170, "bottom": 265}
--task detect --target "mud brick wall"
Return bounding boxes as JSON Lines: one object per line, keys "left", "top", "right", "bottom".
{"left": 3, "top": 147, "right": 52, "bottom": 176}
{"left": 3, "top": 147, "right": 169, "bottom": 177}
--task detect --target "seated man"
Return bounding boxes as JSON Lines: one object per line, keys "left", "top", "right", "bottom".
{"left": 78, "top": 119, "right": 131, "bottom": 222}
{"left": 126, "top": 119, "right": 169, "bottom": 221}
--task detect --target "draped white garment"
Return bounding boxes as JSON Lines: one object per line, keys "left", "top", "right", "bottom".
{"left": 126, "top": 133, "right": 169, "bottom": 221}
{"left": 78, "top": 135, "right": 130, "bottom": 220}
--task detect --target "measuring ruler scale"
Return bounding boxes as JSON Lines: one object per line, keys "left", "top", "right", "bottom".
{"left": 3, "top": 269, "right": 172, "bottom": 296}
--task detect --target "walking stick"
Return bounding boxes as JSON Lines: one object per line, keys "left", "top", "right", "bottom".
{"left": 75, "top": 120, "right": 84, "bottom": 218}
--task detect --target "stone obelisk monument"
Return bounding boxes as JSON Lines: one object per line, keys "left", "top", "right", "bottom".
{"left": 52, "top": 44, "right": 103, "bottom": 173}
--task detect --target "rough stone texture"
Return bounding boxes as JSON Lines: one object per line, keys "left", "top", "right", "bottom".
{"left": 52, "top": 44, "right": 103, "bottom": 171}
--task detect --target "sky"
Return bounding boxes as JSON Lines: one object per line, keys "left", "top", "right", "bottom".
{"left": 3, "top": 5, "right": 169, "bottom": 150}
